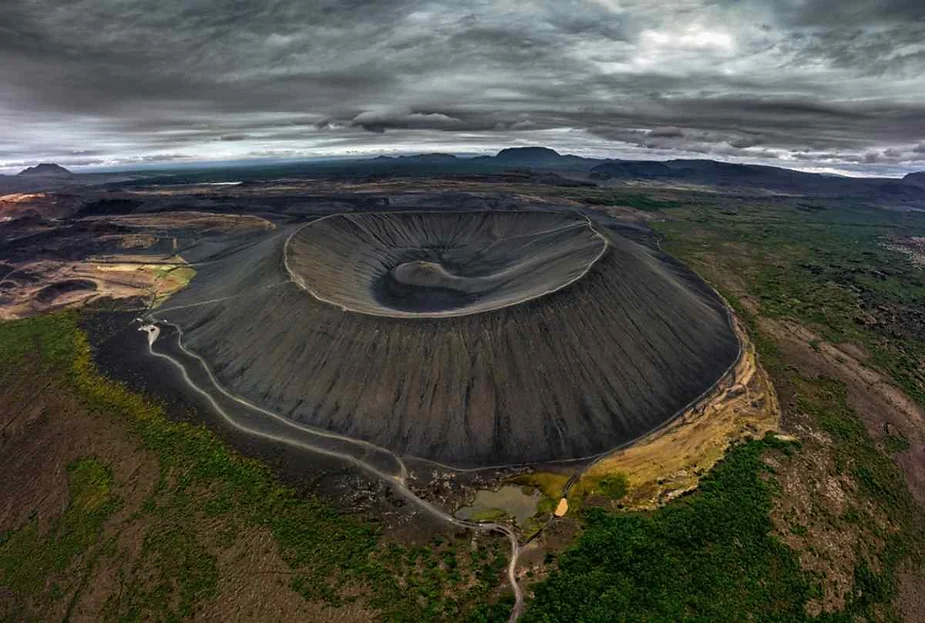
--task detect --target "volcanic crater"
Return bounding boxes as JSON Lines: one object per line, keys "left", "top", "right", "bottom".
{"left": 285, "top": 212, "right": 608, "bottom": 317}
{"left": 155, "top": 209, "right": 740, "bottom": 468}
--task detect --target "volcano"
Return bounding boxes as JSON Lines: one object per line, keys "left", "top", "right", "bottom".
{"left": 154, "top": 209, "right": 739, "bottom": 467}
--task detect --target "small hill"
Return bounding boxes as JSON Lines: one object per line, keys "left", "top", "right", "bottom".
{"left": 904, "top": 171, "right": 925, "bottom": 188}
{"left": 17, "top": 163, "right": 73, "bottom": 177}
{"left": 494, "top": 146, "right": 562, "bottom": 162}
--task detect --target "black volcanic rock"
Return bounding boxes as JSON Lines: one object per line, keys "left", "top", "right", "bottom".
{"left": 17, "top": 163, "right": 73, "bottom": 177}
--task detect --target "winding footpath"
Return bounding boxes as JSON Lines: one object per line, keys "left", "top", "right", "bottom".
{"left": 137, "top": 321, "right": 525, "bottom": 622}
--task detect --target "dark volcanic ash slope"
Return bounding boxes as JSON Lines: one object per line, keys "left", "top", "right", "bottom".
{"left": 156, "top": 210, "right": 739, "bottom": 467}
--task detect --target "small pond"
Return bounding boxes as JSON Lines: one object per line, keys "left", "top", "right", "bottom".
{"left": 455, "top": 485, "right": 541, "bottom": 526}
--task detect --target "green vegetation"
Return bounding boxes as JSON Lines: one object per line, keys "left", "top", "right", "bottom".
{"left": 526, "top": 437, "right": 811, "bottom": 622}
{"left": 883, "top": 430, "right": 911, "bottom": 454}
{"left": 528, "top": 392, "right": 918, "bottom": 622}
{"left": 782, "top": 371, "right": 919, "bottom": 621}
{"left": 509, "top": 472, "right": 569, "bottom": 531}
{"left": 654, "top": 198, "right": 925, "bottom": 614}
{"left": 545, "top": 187, "right": 683, "bottom": 211}
{"left": 793, "top": 376, "right": 915, "bottom": 519}
{"left": 509, "top": 472, "right": 568, "bottom": 500}
{"left": 466, "top": 509, "right": 510, "bottom": 523}
{"left": 652, "top": 198, "right": 923, "bottom": 511}
{"left": 594, "top": 473, "right": 629, "bottom": 500}
{"left": 0, "top": 458, "right": 121, "bottom": 621}
{"left": 652, "top": 199, "right": 925, "bottom": 407}
{"left": 151, "top": 264, "right": 197, "bottom": 305}
{"left": 0, "top": 313, "right": 509, "bottom": 621}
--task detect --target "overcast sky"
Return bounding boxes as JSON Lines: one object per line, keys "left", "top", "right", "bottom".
{"left": 1, "top": 0, "right": 924, "bottom": 175}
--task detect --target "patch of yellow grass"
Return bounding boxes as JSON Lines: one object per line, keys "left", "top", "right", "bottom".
{"left": 1, "top": 254, "right": 198, "bottom": 320}
{"left": 94, "top": 263, "right": 168, "bottom": 273}
{"left": 574, "top": 317, "right": 780, "bottom": 510}
{"left": 150, "top": 263, "right": 196, "bottom": 306}
{"left": 510, "top": 472, "right": 570, "bottom": 500}
{"left": 90, "top": 256, "right": 196, "bottom": 306}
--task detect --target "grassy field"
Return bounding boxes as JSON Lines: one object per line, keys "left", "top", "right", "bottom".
{"left": 653, "top": 199, "right": 925, "bottom": 406}
{"left": 526, "top": 437, "right": 814, "bottom": 622}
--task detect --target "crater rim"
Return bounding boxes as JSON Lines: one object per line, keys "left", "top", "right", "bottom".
{"left": 283, "top": 210, "right": 610, "bottom": 319}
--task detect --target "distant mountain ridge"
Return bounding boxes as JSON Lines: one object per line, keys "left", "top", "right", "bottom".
{"left": 6, "top": 150, "right": 925, "bottom": 208}
{"left": 162, "top": 147, "right": 925, "bottom": 206}
{"left": 17, "top": 163, "right": 73, "bottom": 177}
{"left": 466, "top": 149, "right": 925, "bottom": 202}
{"left": 588, "top": 158, "right": 831, "bottom": 186}
{"left": 477, "top": 147, "right": 590, "bottom": 169}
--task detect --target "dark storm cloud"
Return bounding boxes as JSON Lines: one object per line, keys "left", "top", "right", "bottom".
{"left": 1, "top": 0, "right": 924, "bottom": 174}
{"left": 767, "top": 0, "right": 925, "bottom": 26}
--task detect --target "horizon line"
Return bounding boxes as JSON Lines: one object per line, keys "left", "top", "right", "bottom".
{"left": 1, "top": 148, "right": 918, "bottom": 180}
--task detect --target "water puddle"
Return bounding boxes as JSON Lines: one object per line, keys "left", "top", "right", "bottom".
{"left": 456, "top": 485, "right": 541, "bottom": 526}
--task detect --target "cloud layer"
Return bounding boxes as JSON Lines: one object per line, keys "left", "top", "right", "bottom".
{"left": 1, "top": 0, "right": 924, "bottom": 174}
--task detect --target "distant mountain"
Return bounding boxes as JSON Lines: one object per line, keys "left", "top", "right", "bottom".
{"left": 493, "top": 146, "right": 562, "bottom": 162}
{"left": 473, "top": 147, "right": 595, "bottom": 173}
{"left": 342, "top": 149, "right": 925, "bottom": 205}
{"left": 377, "top": 146, "right": 588, "bottom": 169}
{"left": 584, "top": 158, "right": 925, "bottom": 205}
{"left": 590, "top": 158, "right": 844, "bottom": 190}
{"left": 369, "top": 148, "right": 587, "bottom": 173}
{"left": 17, "top": 163, "right": 73, "bottom": 177}
{"left": 904, "top": 171, "right": 925, "bottom": 188}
